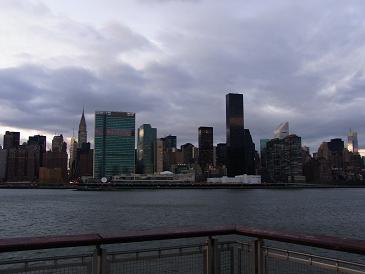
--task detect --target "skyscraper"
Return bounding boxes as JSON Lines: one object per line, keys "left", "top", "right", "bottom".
{"left": 52, "top": 135, "right": 67, "bottom": 153}
{"left": 94, "top": 111, "right": 135, "bottom": 179}
{"left": 3, "top": 131, "right": 20, "bottom": 149}
{"left": 226, "top": 93, "right": 245, "bottom": 177}
{"left": 198, "top": 127, "right": 213, "bottom": 172}
{"left": 215, "top": 143, "right": 226, "bottom": 167}
{"left": 266, "top": 135, "right": 303, "bottom": 183}
{"left": 137, "top": 124, "right": 157, "bottom": 174}
{"left": 243, "top": 129, "right": 256, "bottom": 175}
{"left": 69, "top": 136, "right": 78, "bottom": 173}
{"left": 274, "top": 122, "right": 289, "bottom": 139}
{"left": 28, "top": 135, "right": 46, "bottom": 152}
{"left": 348, "top": 130, "right": 359, "bottom": 154}
{"left": 78, "top": 108, "right": 87, "bottom": 148}
{"left": 154, "top": 139, "right": 164, "bottom": 173}
{"left": 161, "top": 135, "right": 177, "bottom": 171}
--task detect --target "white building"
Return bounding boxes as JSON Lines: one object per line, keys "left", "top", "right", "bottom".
{"left": 274, "top": 122, "right": 289, "bottom": 139}
{"left": 207, "top": 175, "right": 261, "bottom": 184}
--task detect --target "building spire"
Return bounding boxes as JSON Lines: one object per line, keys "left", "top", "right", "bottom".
{"left": 78, "top": 107, "right": 87, "bottom": 148}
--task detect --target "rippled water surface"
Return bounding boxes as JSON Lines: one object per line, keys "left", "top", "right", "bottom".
{"left": 0, "top": 188, "right": 364, "bottom": 239}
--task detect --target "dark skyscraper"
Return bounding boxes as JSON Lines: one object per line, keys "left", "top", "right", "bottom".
{"left": 78, "top": 108, "right": 87, "bottom": 148}
{"left": 226, "top": 93, "right": 245, "bottom": 176}
{"left": 215, "top": 143, "right": 226, "bottom": 167}
{"left": 28, "top": 135, "right": 46, "bottom": 152}
{"left": 52, "top": 135, "right": 67, "bottom": 153}
{"left": 243, "top": 129, "right": 256, "bottom": 175}
{"left": 198, "top": 127, "right": 213, "bottom": 172}
{"left": 3, "top": 131, "right": 20, "bottom": 149}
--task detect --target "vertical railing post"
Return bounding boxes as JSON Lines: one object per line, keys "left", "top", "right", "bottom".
{"left": 253, "top": 239, "right": 264, "bottom": 274}
{"left": 92, "top": 244, "right": 106, "bottom": 274}
{"left": 205, "top": 237, "right": 220, "bottom": 274}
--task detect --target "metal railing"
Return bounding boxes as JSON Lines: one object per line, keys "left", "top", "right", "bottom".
{"left": 0, "top": 225, "right": 365, "bottom": 273}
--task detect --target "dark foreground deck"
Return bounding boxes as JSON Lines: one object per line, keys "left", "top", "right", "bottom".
{"left": 0, "top": 225, "right": 364, "bottom": 273}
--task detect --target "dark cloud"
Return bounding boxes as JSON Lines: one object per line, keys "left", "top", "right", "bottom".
{"left": 1, "top": 0, "right": 365, "bottom": 152}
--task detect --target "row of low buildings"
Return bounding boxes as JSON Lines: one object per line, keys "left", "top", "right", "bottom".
{"left": 0, "top": 109, "right": 93, "bottom": 184}
{"left": 259, "top": 123, "right": 365, "bottom": 184}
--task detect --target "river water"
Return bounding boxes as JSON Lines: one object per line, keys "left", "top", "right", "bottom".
{"left": 0, "top": 188, "right": 364, "bottom": 239}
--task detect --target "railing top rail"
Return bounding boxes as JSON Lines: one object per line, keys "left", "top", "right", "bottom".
{"left": 0, "top": 225, "right": 364, "bottom": 255}
{"left": 235, "top": 226, "right": 365, "bottom": 255}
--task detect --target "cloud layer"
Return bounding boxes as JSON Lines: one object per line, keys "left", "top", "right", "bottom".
{"left": 1, "top": 0, "right": 365, "bottom": 151}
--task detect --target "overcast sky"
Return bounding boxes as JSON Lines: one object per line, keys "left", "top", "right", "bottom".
{"left": 1, "top": 0, "right": 365, "bottom": 152}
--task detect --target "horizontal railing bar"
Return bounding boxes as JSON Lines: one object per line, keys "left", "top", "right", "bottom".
{"left": 264, "top": 246, "right": 365, "bottom": 267}
{"left": 266, "top": 250, "right": 365, "bottom": 274}
{"left": 0, "top": 225, "right": 364, "bottom": 256}
{"left": 0, "top": 253, "right": 94, "bottom": 265}
{"left": 109, "top": 250, "right": 204, "bottom": 263}
{"left": 0, "top": 261, "right": 91, "bottom": 274}
{"left": 235, "top": 225, "right": 365, "bottom": 255}
{"left": 107, "top": 240, "right": 234, "bottom": 256}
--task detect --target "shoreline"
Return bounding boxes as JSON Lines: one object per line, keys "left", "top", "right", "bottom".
{"left": 0, "top": 183, "right": 365, "bottom": 190}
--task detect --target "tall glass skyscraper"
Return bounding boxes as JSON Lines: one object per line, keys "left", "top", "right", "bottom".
{"left": 137, "top": 124, "right": 157, "bottom": 174}
{"left": 94, "top": 111, "right": 135, "bottom": 179}
{"left": 226, "top": 93, "right": 245, "bottom": 177}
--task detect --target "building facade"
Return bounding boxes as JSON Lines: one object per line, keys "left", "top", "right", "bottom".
{"left": 78, "top": 108, "right": 87, "bottom": 148}
{"left": 3, "top": 131, "right": 20, "bottom": 149}
{"left": 154, "top": 139, "right": 164, "bottom": 173}
{"left": 266, "top": 135, "right": 303, "bottom": 183}
{"left": 347, "top": 130, "right": 359, "bottom": 154}
{"left": 198, "top": 127, "right": 213, "bottom": 173}
{"left": 94, "top": 111, "right": 135, "bottom": 179}
{"left": 226, "top": 93, "right": 245, "bottom": 177}
{"left": 137, "top": 124, "right": 157, "bottom": 174}
{"left": 274, "top": 122, "right": 289, "bottom": 139}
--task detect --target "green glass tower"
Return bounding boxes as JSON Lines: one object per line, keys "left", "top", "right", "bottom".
{"left": 94, "top": 111, "right": 135, "bottom": 179}
{"left": 137, "top": 124, "right": 157, "bottom": 174}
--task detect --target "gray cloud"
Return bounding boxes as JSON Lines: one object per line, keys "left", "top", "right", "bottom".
{"left": 1, "top": 0, "right": 365, "bottom": 152}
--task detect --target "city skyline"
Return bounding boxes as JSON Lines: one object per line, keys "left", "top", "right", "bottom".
{"left": 1, "top": 105, "right": 364, "bottom": 155}
{"left": 1, "top": 1, "right": 365, "bottom": 151}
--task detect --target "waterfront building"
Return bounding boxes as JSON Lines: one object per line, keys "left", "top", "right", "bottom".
{"left": 274, "top": 122, "right": 289, "bottom": 139}
{"left": 161, "top": 135, "right": 177, "bottom": 150}
{"left": 161, "top": 135, "right": 177, "bottom": 171}
{"left": 6, "top": 146, "right": 27, "bottom": 181}
{"left": 181, "top": 143, "right": 195, "bottom": 165}
{"left": 215, "top": 143, "right": 226, "bottom": 167}
{"left": 39, "top": 167, "right": 64, "bottom": 184}
{"left": 43, "top": 150, "right": 68, "bottom": 182}
{"left": 3, "top": 131, "right": 20, "bottom": 149}
{"left": 52, "top": 135, "right": 67, "bottom": 153}
{"left": 347, "top": 130, "right": 359, "bottom": 154}
{"left": 0, "top": 149, "right": 7, "bottom": 181}
{"left": 154, "top": 139, "right": 164, "bottom": 173}
{"left": 198, "top": 127, "right": 213, "bottom": 172}
{"left": 28, "top": 135, "right": 46, "bottom": 168}
{"left": 94, "top": 111, "right": 135, "bottom": 179}
{"left": 78, "top": 108, "right": 87, "bottom": 148}
{"left": 76, "top": 142, "right": 93, "bottom": 179}
{"left": 266, "top": 134, "right": 303, "bottom": 183}
{"left": 28, "top": 135, "right": 46, "bottom": 152}
{"left": 69, "top": 136, "right": 78, "bottom": 170}
{"left": 243, "top": 129, "right": 256, "bottom": 175}
{"left": 226, "top": 93, "right": 245, "bottom": 177}
{"left": 26, "top": 144, "right": 41, "bottom": 181}
{"left": 137, "top": 124, "right": 157, "bottom": 174}
{"left": 69, "top": 136, "right": 78, "bottom": 178}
